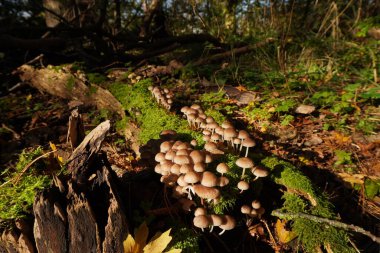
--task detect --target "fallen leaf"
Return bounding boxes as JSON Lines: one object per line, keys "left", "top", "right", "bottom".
{"left": 143, "top": 229, "right": 174, "bottom": 253}
{"left": 134, "top": 222, "right": 149, "bottom": 253}
{"left": 295, "top": 104, "right": 315, "bottom": 114}
{"left": 275, "top": 219, "right": 297, "bottom": 243}
{"left": 123, "top": 234, "right": 136, "bottom": 253}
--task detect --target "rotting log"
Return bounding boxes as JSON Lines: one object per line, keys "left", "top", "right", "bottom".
{"left": 14, "top": 64, "right": 125, "bottom": 118}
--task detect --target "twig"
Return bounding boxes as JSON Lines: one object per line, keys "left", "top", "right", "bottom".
{"left": 272, "top": 210, "right": 380, "bottom": 244}
{"left": 1, "top": 123, "right": 21, "bottom": 139}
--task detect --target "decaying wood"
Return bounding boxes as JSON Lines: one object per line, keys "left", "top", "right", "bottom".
{"left": 67, "top": 120, "right": 110, "bottom": 184}
{"left": 15, "top": 64, "right": 125, "bottom": 118}
{"left": 67, "top": 108, "right": 85, "bottom": 150}
{"left": 33, "top": 191, "right": 67, "bottom": 253}
{"left": 194, "top": 37, "right": 275, "bottom": 65}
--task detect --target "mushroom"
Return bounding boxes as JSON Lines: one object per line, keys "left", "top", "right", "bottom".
{"left": 180, "top": 164, "right": 193, "bottom": 174}
{"left": 217, "top": 176, "right": 229, "bottom": 187}
{"left": 241, "top": 205, "right": 252, "bottom": 215}
{"left": 241, "top": 138, "right": 256, "bottom": 157}
{"left": 219, "top": 215, "right": 236, "bottom": 235}
{"left": 251, "top": 200, "right": 261, "bottom": 209}
{"left": 237, "top": 180, "right": 249, "bottom": 193}
{"left": 174, "top": 155, "right": 191, "bottom": 165}
{"left": 223, "top": 128, "right": 237, "bottom": 145}
{"left": 193, "top": 162, "right": 206, "bottom": 172}
{"left": 193, "top": 215, "right": 211, "bottom": 232}
{"left": 170, "top": 164, "right": 181, "bottom": 175}
{"left": 252, "top": 166, "right": 269, "bottom": 181}
{"left": 154, "top": 164, "right": 162, "bottom": 174}
{"left": 194, "top": 207, "right": 207, "bottom": 216}
{"left": 160, "top": 161, "right": 173, "bottom": 175}
{"left": 216, "top": 163, "right": 229, "bottom": 176}
{"left": 192, "top": 184, "right": 220, "bottom": 201}
{"left": 176, "top": 149, "right": 189, "bottom": 156}
{"left": 155, "top": 152, "right": 166, "bottom": 163}
{"left": 160, "top": 174, "right": 178, "bottom": 187}
{"left": 160, "top": 130, "right": 177, "bottom": 140}
{"left": 235, "top": 157, "right": 254, "bottom": 178}
{"left": 201, "top": 171, "right": 218, "bottom": 187}
{"left": 190, "top": 150, "right": 205, "bottom": 164}
{"left": 209, "top": 214, "right": 224, "bottom": 232}
{"left": 165, "top": 150, "right": 176, "bottom": 161}
{"left": 190, "top": 139, "right": 198, "bottom": 147}
{"left": 160, "top": 141, "right": 173, "bottom": 153}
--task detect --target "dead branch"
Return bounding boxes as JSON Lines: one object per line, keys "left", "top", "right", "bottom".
{"left": 272, "top": 210, "right": 380, "bottom": 244}
{"left": 194, "top": 37, "right": 275, "bottom": 65}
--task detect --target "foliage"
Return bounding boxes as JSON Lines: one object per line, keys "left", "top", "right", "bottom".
{"left": 123, "top": 222, "right": 181, "bottom": 253}
{"left": 109, "top": 79, "right": 202, "bottom": 145}
{"left": 334, "top": 150, "right": 353, "bottom": 167}
{"left": 364, "top": 178, "right": 380, "bottom": 199}
{"left": 169, "top": 227, "right": 200, "bottom": 253}
{"left": 0, "top": 147, "right": 52, "bottom": 220}
{"left": 87, "top": 73, "right": 107, "bottom": 84}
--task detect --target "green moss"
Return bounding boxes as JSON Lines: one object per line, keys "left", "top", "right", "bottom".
{"left": 263, "top": 157, "right": 354, "bottom": 252}
{"left": 109, "top": 79, "right": 202, "bottom": 145}
{"left": 87, "top": 73, "right": 107, "bottom": 84}
{"left": 66, "top": 76, "right": 75, "bottom": 91}
{"left": 170, "top": 227, "right": 200, "bottom": 253}
{"left": 0, "top": 147, "right": 52, "bottom": 220}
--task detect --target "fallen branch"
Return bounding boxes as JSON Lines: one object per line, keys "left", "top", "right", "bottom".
{"left": 272, "top": 210, "right": 380, "bottom": 244}
{"left": 193, "top": 37, "right": 275, "bottom": 65}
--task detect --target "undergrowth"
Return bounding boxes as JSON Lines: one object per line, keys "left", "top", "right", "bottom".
{"left": 0, "top": 147, "right": 52, "bottom": 221}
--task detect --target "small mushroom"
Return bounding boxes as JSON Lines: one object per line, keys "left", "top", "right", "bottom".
{"left": 201, "top": 171, "right": 218, "bottom": 187}
{"left": 192, "top": 184, "right": 220, "bottom": 201}
{"left": 237, "top": 180, "right": 249, "bottom": 193}
{"left": 180, "top": 164, "right": 193, "bottom": 174}
{"left": 193, "top": 215, "right": 211, "bottom": 232}
{"left": 252, "top": 166, "right": 269, "bottom": 181}
{"left": 241, "top": 138, "right": 256, "bottom": 157}
{"left": 219, "top": 215, "right": 236, "bottom": 235}
{"left": 190, "top": 139, "right": 198, "bottom": 147}
{"left": 217, "top": 176, "right": 229, "bottom": 187}
{"left": 235, "top": 157, "right": 254, "bottom": 178}
{"left": 194, "top": 207, "right": 207, "bottom": 217}
{"left": 241, "top": 205, "right": 252, "bottom": 214}
{"left": 155, "top": 152, "right": 166, "bottom": 163}
{"left": 216, "top": 163, "right": 229, "bottom": 175}
{"left": 251, "top": 200, "right": 261, "bottom": 209}
{"left": 174, "top": 155, "right": 191, "bottom": 165}
{"left": 209, "top": 214, "right": 224, "bottom": 232}
{"left": 190, "top": 150, "right": 205, "bottom": 163}
{"left": 193, "top": 162, "right": 206, "bottom": 172}
{"left": 160, "top": 141, "right": 173, "bottom": 153}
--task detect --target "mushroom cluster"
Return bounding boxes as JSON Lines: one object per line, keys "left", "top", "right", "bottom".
{"left": 127, "top": 72, "right": 142, "bottom": 83}
{"left": 154, "top": 138, "right": 230, "bottom": 205}
{"left": 148, "top": 86, "right": 174, "bottom": 110}
{"left": 193, "top": 207, "right": 236, "bottom": 235}
{"left": 240, "top": 200, "right": 265, "bottom": 219}
{"left": 181, "top": 105, "right": 256, "bottom": 157}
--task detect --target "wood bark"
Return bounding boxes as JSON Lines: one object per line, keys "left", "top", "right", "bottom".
{"left": 15, "top": 65, "right": 125, "bottom": 118}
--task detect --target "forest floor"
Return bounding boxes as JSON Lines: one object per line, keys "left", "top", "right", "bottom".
{"left": 0, "top": 57, "right": 379, "bottom": 252}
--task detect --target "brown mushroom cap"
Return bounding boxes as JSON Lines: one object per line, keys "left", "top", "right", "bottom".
{"left": 190, "top": 140, "right": 198, "bottom": 147}
{"left": 203, "top": 135, "right": 211, "bottom": 142}
{"left": 154, "top": 164, "right": 162, "bottom": 174}
{"left": 190, "top": 150, "right": 205, "bottom": 163}
{"left": 172, "top": 186, "right": 185, "bottom": 198}
{"left": 174, "top": 155, "right": 191, "bottom": 165}
{"left": 155, "top": 152, "right": 166, "bottom": 163}
{"left": 216, "top": 163, "right": 229, "bottom": 175}
{"left": 251, "top": 200, "right": 261, "bottom": 209}
{"left": 206, "top": 116, "right": 215, "bottom": 123}
{"left": 191, "top": 104, "right": 202, "bottom": 110}
{"left": 177, "top": 175, "right": 188, "bottom": 187}
{"left": 160, "top": 174, "right": 179, "bottom": 187}
{"left": 193, "top": 185, "right": 220, "bottom": 200}
{"left": 242, "top": 138, "right": 256, "bottom": 147}
{"left": 184, "top": 171, "right": 201, "bottom": 184}
{"left": 160, "top": 130, "right": 177, "bottom": 140}
{"left": 194, "top": 207, "right": 207, "bottom": 217}
{"left": 236, "top": 157, "right": 254, "bottom": 169}
{"left": 210, "top": 214, "right": 224, "bottom": 226}
{"left": 180, "top": 106, "right": 190, "bottom": 113}
{"left": 165, "top": 150, "right": 176, "bottom": 161}
{"left": 170, "top": 164, "right": 181, "bottom": 175}
{"left": 193, "top": 215, "right": 211, "bottom": 229}
{"left": 224, "top": 128, "right": 237, "bottom": 140}
{"left": 238, "top": 130, "right": 250, "bottom": 140}
{"left": 193, "top": 162, "right": 206, "bottom": 172}
{"left": 180, "top": 164, "right": 193, "bottom": 174}
{"left": 217, "top": 176, "right": 230, "bottom": 187}
{"left": 221, "top": 121, "right": 233, "bottom": 129}
{"left": 252, "top": 167, "right": 269, "bottom": 178}
{"left": 160, "top": 141, "right": 173, "bottom": 153}
{"left": 205, "top": 153, "right": 213, "bottom": 163}
{"left": 237, "top": 181, "right": 250, "bottom": 191}
{"left": 176, "top": 149, "right": 189, "bottom": 156}
{"left": 219, "top": 215, "right": 236, "bottom": 231}
{"left": 160, "top": 161, "right": 174, "bottom": 174}
{"left": 211, "top": 133, "right": 221, "bottom": 142}
{"left": 241, "top": 205, "right": 252, "bottom": 214}
{"left": 201, "top": 171, "right": 218, "bottom": 187}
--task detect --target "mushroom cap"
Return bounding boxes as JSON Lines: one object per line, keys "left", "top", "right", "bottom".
{"left": 236, "top": 157, "right": 254, "bottom": 169}
{"left": 251, "top": 200, "right": 261, "bottom": 209}
{"left": 190, "top": 150, "right": 205, "bottom": 163}
{"left": 177, "top": 175, "right": 188, "bottom": 187}
{"left": 224, "top": 128, "right": 237, "bottom": 139}
{"left": 184, "top": 171, "right": 201, "bottom": 184}
{"left": 241, "top": 205, "right": 252, "bottom": 214}
{"left": 191, "top": 104, "right": 202, "bottom": 110}
{"left": 176, "top": 149, "right": 189, "bottom": 156}
{"left": 257, "top": 207, "right": 265, "bottom": 216}
{"left": 172, "top": 186, "right": 185, "bottom": 198}
{"left": 210, "top": 214, "right": 224, "bottom": 226}
{"left": 193, "top": 162, "right": 206, "bottom": 172}
{"left": 180, "top": 106, "right": 190, "bottom": 113}
{"left": 219, "top": 215, "right": 236, "bottom": 230}
{"left": 190, "top": 139, "right": 198, "bottom": 147}
{"left": 252, "top": 167, "right": 269, "bottom": 178}
{"left": 221, "top": 121, "right": 233, "bottom": 129}
{"left": 201, "top": 171, "right": 218, "bottom": 187}
{"left": 177, "top": 142, "right": 192, "bottom": 150}
{"left": 160, "top": 161, "right": 174, "bottom": 174}
{"left": 216, "top": 163, "right": 229, "bottom": 174}
{"left": 160, "top": 130, "right": 177, "bottom": 140}
{"left": 237, "top": 181, "right": 250, "bottom": 191}
{"left": 160, "top": 174, "right": 179, "bottom": 186}
{"left": 217, "top": 176, "right": 229, "bottom": 187}
{"left": 207, "top": 122, "right": 219, "bottom": 130}
{"left": 194, "top": 207, "right": 207, "bottom": 216}
{"left": 211, "top": 133, "right": 221, "bottom": 142}
{"left": 174, "top": 155, "right": 191, "bottom": 165}
{"left": 205, "top": 116, "right": 215, "bottom": 123}
{"left": 193, "top": 215, "right": 211, "bottom": 229}
{"left": 155, "top": 152, "right": 166, "bottom": 163}
{"left": 242, "top": 138, "right": 256, "bottom": 148}
{"left": 180, "top": 164, "right": 193, "bottom": 174}
{"left": 165, "top": 150, "right": 176, "bottom": 161}
{"left": 202, "top": 135, "right": 211, "bottom": 142}
{"left": 193, "top": 185, "right": 220, "bottom": 199}
{"left": 204, "top": 153, "right": 213, "bottom": 163}
{"left": 204, "top": 142, "right": 218, "bottom": 151}
{"left": 233, "top": 138, "right": 241, "bottom": 145}
{"left": 238, "top": 130, "right": 250, "bottom": 140}
{"left": 170, "top": 164, "right": 181, "bottom": 175}
{"left": 160, "top": 141, "right": 173, "bottom": 153}
{"left": 215, "top": 126, "right": 224, "bottom": 135}
{"left": 249, "top": 209, "right": 258, "bottom": 217}
{"left": 154, "top": 164, "right": 162, "bottom": 174}
{"left": 202, "top": 130, "right": 211, "bottom": 136}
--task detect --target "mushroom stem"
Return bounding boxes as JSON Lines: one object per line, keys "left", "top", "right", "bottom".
{"left": 210, "top": 225, "right": 214, "bottom": 232}
{"left": 219, "top": 229, "right": 226, "bottom": 235}
{"left": 245, "top": 147, "right": 250, "bottom": 157}
{"left": 241, "top": 168, "right": 246, "bottom": 179}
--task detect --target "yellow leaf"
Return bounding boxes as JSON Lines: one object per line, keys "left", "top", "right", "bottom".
{"left": 143, "top": 229, "right": 172, "bottom": 253}
{"left": 275, "top": 219, "right": 297, "bottom": 244}
{"left": 133, "top": 222, "right": 149, "bottom": 253}
{"left": 165, "top": 249, "right": 182, "bottom": 253}
{"left": 123, "top": 234, "right": 136, "bottom": 253}
{"left": 49, "top": 142, "right": 64, "bottom": 164}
